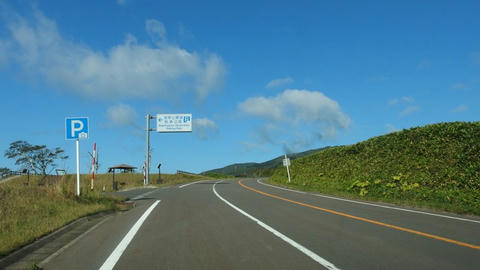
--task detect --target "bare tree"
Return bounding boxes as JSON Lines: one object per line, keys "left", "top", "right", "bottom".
{"left": 4, "top": 140, "right": 68, "bottom": 176}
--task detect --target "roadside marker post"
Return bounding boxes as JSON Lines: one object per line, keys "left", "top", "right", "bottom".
{"left": 143, "top": 161, "right": 146, "bottom": 185}
{"left": 145, "top": 114, "right": 192, "bottom": 185}
{"left": 66, "top": 117, "right": 89, "bottom": 196}
{"left": 283, "top": 154, "right": 291, "bottom": 183}
{"left": 90, "top": 142, "right": 96, "bottom": 190}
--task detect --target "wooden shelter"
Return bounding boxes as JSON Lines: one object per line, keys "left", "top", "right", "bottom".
{"left": 108, "top": 164, "right": 137, "bottom": 190}
{"left": 108, "top": 164, "right": 137, "bottom": 173}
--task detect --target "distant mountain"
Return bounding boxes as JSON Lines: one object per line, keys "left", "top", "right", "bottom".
{"left": 202, "top": 147, "right": 330, "bottom": 177}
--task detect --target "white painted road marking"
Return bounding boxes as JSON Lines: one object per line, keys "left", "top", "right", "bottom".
{"left": 131, "top": 189, "right": 158, "bottom": 200}
{"left": 257, "top": 179, "right": 306, "bottom": 194}
{"left": 213, "top": 181, "right": 340, "bottom": 270}
{"left": 99, "top": 200, "right": 161, "bottom": 270}
{"left": 39, "top": 216, "right": 112, "bottom": 267}
{"left": 257, "top": 179, "right": 480, "bottom": 224}
{"left": 178, "top": 180, "right": 209, "bottom": 188}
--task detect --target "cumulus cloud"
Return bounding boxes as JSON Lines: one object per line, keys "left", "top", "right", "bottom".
{"left": 106, "top": 104, "right": 137, "bottom": 126}
{"left": 239, "top": 89, "right": 351, "bottom": 127}
{"left": 0, "top": 10, "right": 226, "bottom": 100}
{"left": 193, "top": 117, "right": 218, "bottom": 140}
{"left": 265, "top": 77, "right": 294, "bottom": 89}
{"left": 238, "top": 89, "right": 350, "bottom": 152}
{"left": 452, "top": 104, "right": 468, "bottom": 113}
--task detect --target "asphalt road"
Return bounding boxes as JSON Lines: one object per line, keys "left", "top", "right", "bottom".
{"left": 40, "top": 179, "right": 480, "bottom": 270}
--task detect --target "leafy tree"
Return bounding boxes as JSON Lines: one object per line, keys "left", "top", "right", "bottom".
{"left": 4, "top": 140, "right": 68, "bottom": 176}
{"left": 0, "top": 167, "right": 12, "bottom": 178}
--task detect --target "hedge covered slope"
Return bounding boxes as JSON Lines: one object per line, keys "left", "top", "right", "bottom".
{"left": 270, "top": 122, "right": 480, "bottom": 214}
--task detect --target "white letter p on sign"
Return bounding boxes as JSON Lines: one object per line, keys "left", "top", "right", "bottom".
{"left": 71, "top": 120, "right": 84, "bottom": 137}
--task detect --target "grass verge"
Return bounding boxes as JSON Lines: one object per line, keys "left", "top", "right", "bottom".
{"left": 0, "top": 172, "right": 210, "bottom": 256}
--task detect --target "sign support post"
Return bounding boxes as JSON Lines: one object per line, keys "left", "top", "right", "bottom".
{"left": 145, "top": 114, "right": 152, "bottom": 185}
{"left": 145, "top": 113, "right": 192, "bottom": 186}
{"left": 76, "top": 139, "right": 80, "bottom": 195}
{"left": 283, "top": 154, "right": 291, "bottom": 183}
{"left": 66, "top": 117, "right": 89, "bottom": 197}
{"left": 145, "top": 114, "right": 156, "bottom": 185}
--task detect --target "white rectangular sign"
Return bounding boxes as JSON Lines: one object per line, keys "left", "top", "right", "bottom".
{"left": 283, "top": 158, "right": 291, "bottom": 167}
{"left": 156, "top": 114, "right": 192, "bottom": 133}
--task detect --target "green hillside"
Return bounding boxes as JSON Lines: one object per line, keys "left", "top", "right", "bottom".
{"left": 202, "top": 148, "right": 327, "bottom": 177}
{"left": 269, "top": 122, "right": 480, "bottom": 215}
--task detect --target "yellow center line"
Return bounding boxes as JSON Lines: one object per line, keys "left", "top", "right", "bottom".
{"left": 238, "top": 180, "right": 480, "bottom": 251}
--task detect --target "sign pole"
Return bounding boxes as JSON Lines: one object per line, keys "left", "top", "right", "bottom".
{"left": 66, "top": 117, "right": 89, "bottom": 196}
{"left": 285, "top": 154, "right": 291, "bottom": 183}
{"left": 146, "top": 114, "right": 150, "bottom": 185}
{"left": 76, "top": 139, "right": 80, "bottom": 196}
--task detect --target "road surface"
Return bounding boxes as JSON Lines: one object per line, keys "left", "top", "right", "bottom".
{"left": 38, "top": 179, "right": 480, "bottom": 269}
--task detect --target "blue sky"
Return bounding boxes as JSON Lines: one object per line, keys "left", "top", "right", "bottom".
{"left": 0, "top": 0, "right": 479, "bottom": 174}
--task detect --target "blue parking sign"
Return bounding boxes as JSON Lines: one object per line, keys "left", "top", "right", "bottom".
{"left": 66, "top": 117, "right": 89, "bottom": 140}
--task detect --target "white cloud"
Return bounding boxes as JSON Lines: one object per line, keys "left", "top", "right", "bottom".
{"left": 106, "top": 104, "right": 137, "bottom": 126}
{"left": 388, "top": 96, "right": 414, "bottom": 106}
{"left": 452, "top": 104, "right": 468, "bottom": 113}
{"left": 193, "top": 117, "right": 218, "bottom": 140}
{"left": 0, "top": 10, "right": 226, "bottom": 100}
{"left": 265, "top": 77, "right": 294, "bottom": 89}
{"left": 400, "top": 106, "right": 420, "bottom": 117}
{"left": 239, "top": 89, "right": 351, "bottom": 127}
{"left": 146, "top": 19, "right": 166, "bottom": 42}
{"left": 238, "top": 89, "right": 350, "bottom": 152}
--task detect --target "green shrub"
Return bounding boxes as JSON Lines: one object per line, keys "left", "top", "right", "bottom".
{"left": 270, "top": 122, "right": 480, "bottom": 215}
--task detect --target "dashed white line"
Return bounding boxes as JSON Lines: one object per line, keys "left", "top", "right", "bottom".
{"left": 213, "top": 181, "right": 340, "bottom": 270}
{"left": 256, "top": 179, "right": 480, "bottom": 224}
{"left": 99, "top": 200, "right": 161, "bottom": 270}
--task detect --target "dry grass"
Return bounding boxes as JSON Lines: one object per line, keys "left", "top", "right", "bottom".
{"left": 0, "top": 172, "right": 209, "bottom": 256}
{"left": 63, "top": 172, "right": 210, "bottom": 194}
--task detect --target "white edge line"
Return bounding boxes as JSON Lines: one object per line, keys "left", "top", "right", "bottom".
{"left": 257, "top": 179, "right": 480, "bottom": 224}
{"left": 257, "top": 179, "right": 306, "bottom": 194}
{"left": 213, "top": 181, "right": 340, "bottom": 270}
{"left": 179, "top": 180, "right": 207, "bottom": 188}
{"left": 39, "top": 216, "right": 112, "bottom": 267}
{"left": 99, "top": 200, "right": 161, "bottom": 270}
